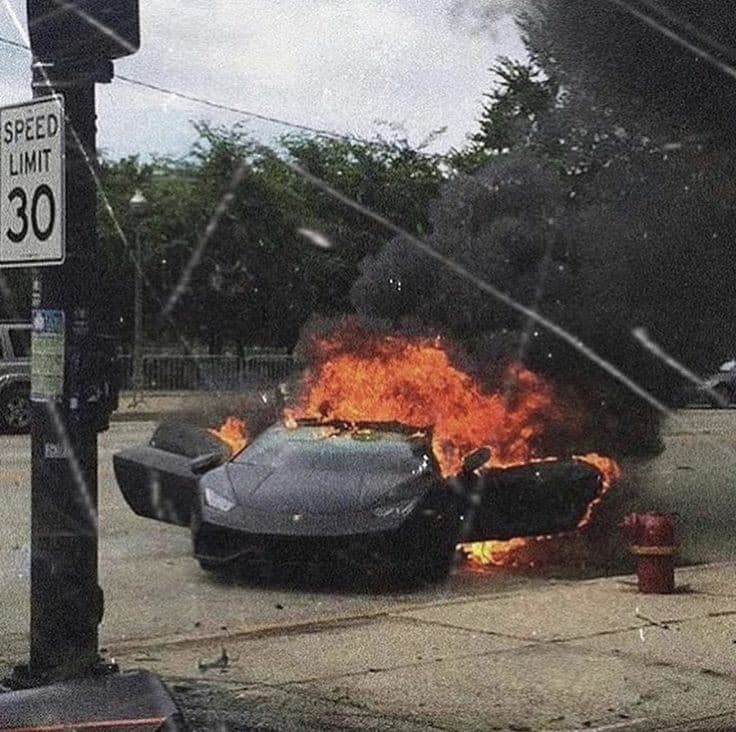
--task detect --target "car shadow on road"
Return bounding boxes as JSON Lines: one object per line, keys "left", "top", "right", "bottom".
{"left": 197, "top": 545, "right": 634, "bottom": 599}
{"left": 199, "top": 555, "right": 451, "bottom": 596}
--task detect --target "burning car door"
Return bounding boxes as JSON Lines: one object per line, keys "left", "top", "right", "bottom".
{"left": 464, "top": 459, "right": 604, "bottom": 542}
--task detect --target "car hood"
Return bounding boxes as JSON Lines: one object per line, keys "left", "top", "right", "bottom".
{"left": 223, "top": 460, "right": 432, "bottom": 515}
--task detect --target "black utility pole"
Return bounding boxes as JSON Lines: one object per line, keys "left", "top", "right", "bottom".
{"left": 0, "top": 2, "right": 182, "bottom": 727}
{"left": 27, "top": 59, "right": 111, "bottom": 681}
{"left": 4, "top": 0, "right": 139, "bottom": 686}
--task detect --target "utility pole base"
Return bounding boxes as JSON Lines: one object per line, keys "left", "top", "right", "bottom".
{"left": 0, "top": 670, "right": 185, "bottom": 731}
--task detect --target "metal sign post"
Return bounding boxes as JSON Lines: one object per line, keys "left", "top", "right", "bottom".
{"left": 0, "top": 4, "right": 184, "bottom": 729}
{"left": 24, "top": 61, "right": 108, "bottom": 682}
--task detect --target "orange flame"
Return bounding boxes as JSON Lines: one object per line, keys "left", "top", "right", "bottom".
{"left": 213, "top": 322, "right": 622, "bottom": 570}
{"left": 288, "top": 323, "right": 620, "bottom": 568}
{"left": 290, "top": 328, "right": 568, "bottom": 477}
{"left": 210, "top": 416, "right": 249, "bottom": 455}
{"left": 576, "top": 452, "right": 621, "bottom": 491}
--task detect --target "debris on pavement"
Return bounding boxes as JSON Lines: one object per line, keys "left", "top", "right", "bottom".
{"left": 634, "top": 607, "right": 673, "bottom": 629}
{"left": 198, "top": 647, "right": 230, "bottom": 673}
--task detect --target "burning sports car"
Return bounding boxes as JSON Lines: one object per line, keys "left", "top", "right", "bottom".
{"left": 113, "top": 418, "right": 612, "bottom": 582}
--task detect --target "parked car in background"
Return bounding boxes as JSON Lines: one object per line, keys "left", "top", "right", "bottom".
{"left": 682, "top": 358, "right": 736, "bottom": 408}
{"left": 0, "top": 321, "right": 31, "bottom": 433}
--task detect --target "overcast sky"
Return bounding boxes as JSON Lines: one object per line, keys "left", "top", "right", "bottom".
{"left": 1, "top": 1, "right": 527, "bottom": 160}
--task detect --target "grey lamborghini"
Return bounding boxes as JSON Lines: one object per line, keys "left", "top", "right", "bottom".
{"left": 113, "top": 419, "right": 607, "bottom": 582}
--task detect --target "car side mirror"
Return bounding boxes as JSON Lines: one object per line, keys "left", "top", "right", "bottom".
{"left": 190, "top": 451, "right": 225, "bottom": 474}
{"left": 462, "top": 447, "right": 491, "bottom": 474}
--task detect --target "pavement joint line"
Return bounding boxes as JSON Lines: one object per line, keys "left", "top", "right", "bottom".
{"left": 373, "top": 583, "right": 579, "bottom": 615}
{"left": 549, "top": 635, "right": 736, "bottom": 683}
{"left": 690, "top": 589, "right": 736, "bottom": 599}
{"left": 643, "top": 588, "right": 736, "bottom": 600}
{"left": 567, "top": 720, "right": 648, "bottom": 731}
{"left": 673, "top": 559, "right": 736, "bottom": 574}
{"left": 104, "top": 588, "right": 566, "bottom": 655}
{"left": 538, "top": 608, "right": 736, "bottom": 644}
{"left": 656, "top": 709, "right": 736, "bottom": 730}
{"left": 387, "top": 612, "right": 534, "bottom": 642}
{"left": 389, "top": 613, "right": 679, "bottom": 646}
{"left": 107, "top": 610, "right": 406, "bottom": 655}
{"left": 547, "top": 608, "right": 736, "bottom": 642}
{"left": 393, "top": 608, "right": 736, "bottom": 646}
{"left": 269, "top": 643, "right": 542, "bottom": 689}
{"left": 544, "top": 622, "right": 681, "bottom": 643}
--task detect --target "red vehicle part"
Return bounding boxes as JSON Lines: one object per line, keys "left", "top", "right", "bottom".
{"left": 620, "top": 512, "right": 678, "bottom": 594}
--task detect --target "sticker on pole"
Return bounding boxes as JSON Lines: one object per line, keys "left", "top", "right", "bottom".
{"left": 0, "top": 96, "right": 65, "bottom": 268}
{"left": 31, "top": 308, "right": 65, "bottom": 402}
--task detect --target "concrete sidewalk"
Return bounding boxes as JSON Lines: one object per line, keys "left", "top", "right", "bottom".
{"left": 110, "top": 562, "right": 736, "bottom": 731}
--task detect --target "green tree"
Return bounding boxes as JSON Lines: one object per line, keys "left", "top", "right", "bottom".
{"left": 452, "top": 57, "right": 558, "bottom": 172}
{"left": 95, "top": 122, "right": 447, "bottom": 355}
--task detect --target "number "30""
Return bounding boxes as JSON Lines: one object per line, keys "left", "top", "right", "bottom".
{"left": 6, "top": 185, "right": 55, "bottom": 243}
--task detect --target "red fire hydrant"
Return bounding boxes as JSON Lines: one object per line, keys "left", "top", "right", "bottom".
{"left": 620, "top": 512, "right": 678, "bottom": 593}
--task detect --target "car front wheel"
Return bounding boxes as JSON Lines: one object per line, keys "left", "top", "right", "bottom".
{"left": 381, "top": 499, "right": 461, "bottom": 587}
{"left": 0, "top": 384, "right": 31, "bottom": 433}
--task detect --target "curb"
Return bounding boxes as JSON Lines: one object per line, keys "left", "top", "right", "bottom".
{"left": 111, "top": 411, "right": 173, "bottom": 423}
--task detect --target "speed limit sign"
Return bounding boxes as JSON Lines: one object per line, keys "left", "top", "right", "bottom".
{"left": 0, "top": 96, "right": 65, "bottom": 268}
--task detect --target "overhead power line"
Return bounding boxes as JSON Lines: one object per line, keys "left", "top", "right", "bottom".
{"left": 0, "top": 34, "right": 363, "bottom": 143}
{"left": 0, "top": 33, "right": 27, "bottom": 50}
{"left": 114, "top": 75, "right": 361, "bottom": 142}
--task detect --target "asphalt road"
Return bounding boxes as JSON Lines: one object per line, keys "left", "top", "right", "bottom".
{"left": 0, "top": 409, "right": 734, "bottom": 668}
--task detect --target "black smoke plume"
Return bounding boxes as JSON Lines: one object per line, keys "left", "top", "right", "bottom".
{"left": 350, "top": 147, "right": 736, "bottom": 457}
{"left": 522, "top": 0, "right": 736, "bottom": 141}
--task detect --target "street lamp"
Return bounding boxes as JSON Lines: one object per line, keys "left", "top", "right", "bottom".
{"left": 129, "top": 189, "right": 147, "bottom": 402}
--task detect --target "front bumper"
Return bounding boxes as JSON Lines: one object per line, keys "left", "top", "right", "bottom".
{"left": 192, "top": 492, "right": 459, "bottom": 566}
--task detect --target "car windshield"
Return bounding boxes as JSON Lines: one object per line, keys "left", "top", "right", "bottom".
{"left": 234, "top": 424, "right": 430, "bottom": 473}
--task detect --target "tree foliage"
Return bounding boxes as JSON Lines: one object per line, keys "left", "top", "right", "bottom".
{"left": 453, "top": 57, "right": 558, "bottom": 171}
{"left": 522, "top": 0, "right": 736, "bottom": 143}
{"left": 93, "top": 123, "right": 446, "bottom": 354}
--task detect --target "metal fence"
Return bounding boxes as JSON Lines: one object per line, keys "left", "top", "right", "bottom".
{"left": 119, "top": 353, "right": 295, "bottom": 391}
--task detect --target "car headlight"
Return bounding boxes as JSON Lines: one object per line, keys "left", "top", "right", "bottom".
{"left": 371, "top": 496, "right": 420, "bottom": 518}
{"left": 203, "top": 485, "right": 236, "bottom": 513}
